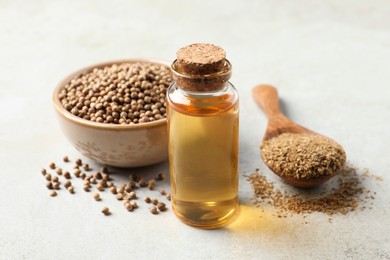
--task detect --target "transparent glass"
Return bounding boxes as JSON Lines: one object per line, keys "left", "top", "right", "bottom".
{"left": 167, "top": 82, "right": 239, "bottom": 229}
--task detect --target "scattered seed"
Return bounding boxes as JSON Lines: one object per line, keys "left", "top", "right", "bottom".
{"left": 63, "top": 156, "right": 69, "bottom": 162}
{"left": 75, "top": 159, "right": 82, "bottom": 166}
{"left": 157, "top": 173, "right": 165, "bottom": 181}
{"left": 116, "top": 193, "right": 123, "bottom": 200}
{"left": 95, "top": 172, "right": 102, "bottom": 180}
{"left": 107, "top": 181, "right": 114, "bottom": 187}
{"left": 67, "top": 186, "right": 75, "bottom": 194}
{"left": 110, "top": 186, "right": 117, "bottom": 194}
{"left": 50, "top": 191, "right": 57, "bottom": 197}
{"left": 80, "top": 173, "right": 86, "bottom": 179}
{"left": 148, "top": 179, "right": 156, "bottom": 190}
{"left": 90, "top": 177, "right": 96, "bottom": 184}
{"left": 83, "top": 185, "right": 90, "bottom": 192}
{"left": 46, "top": 181, "right": 53, "bottom": 189}
{"left": 157, "top": 202, "right": 166, "bottom": 211}
{"left": 166, "top": 193, "right": 171, "bottom": 201}
{"left": 101, "top": 207, "right": 110, "bottom": 216}
{"left": 130, "top": 201, "right": 138, "bottom": 209}
{"left": 151, "top": 198, "right": 158, "bottom": 205}
{"left": 63, "top": 171, "right": 71, "bottom": 179}
{"left": 53, "top": 182, "right": 60, "bottom": 190}
{"left": 49, "top": 162, "right": 56, "bottom": 169}
{"left": 45, "top": 174, "right": 52, "bottom": 181}
{"left": 97, "top": 183, "right": 104, "bottom": 191}
{"left": 128, "top": 191, "right": 136, "bottom": 199}
{"left": 41, "top": 168, "right": 47, "bottom": 176}
{"left": 73, "top": 164, "right": 79, "bottom": 169}
{"left": 99, "top": 180, "right": 107, "bottom": 188}
{"left": 144, "top": 196, "right": 151, "bottom": 203}
{"left": 103, "top": 173, "right": 109, "bottom": 181}
{"left": 83, "top": 164, "right": 89, "bottom": 171}
{"left": 101, "top": 167, "right": 109, "bottom": 174}
{"left": 55, "top": 167, "right": 62, "bottom": 175}
{"left": 93, "top": 192, "right": 101, "bottom": 201}
{"left": 73, "top": 169, "right": 81, "bottom": 177}
{"left": 159, "top": 189, "right": 166, "bottom": 195}
{"left": 125, "top": 203, "right": 133, "bottom": 211}
{"left": 138, "top": 178, "right": 147, "bottom": 187}
{"left": 64, "top": 180, "right": 72, "bottom": 188}
{"left": 125, "top": 184, "right": 132, "bottom": 193}
{"left": 149, "top": 205, "right": 158, "bottom": 214}
{"left": 51, "top": 176, "right": 59, "bottom": 182}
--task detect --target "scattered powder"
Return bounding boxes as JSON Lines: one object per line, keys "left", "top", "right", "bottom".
{"left": 247, "top": 164, "right": 381, "bottom": 218}
{"left": 261, "top": 133, "right": 346, "bottom": 179}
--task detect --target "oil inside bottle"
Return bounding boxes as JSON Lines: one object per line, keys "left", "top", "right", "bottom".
{"left": 167, "top": 86, "right": 239, "bottom": 229}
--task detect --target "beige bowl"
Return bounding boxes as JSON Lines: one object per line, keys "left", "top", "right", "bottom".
{"left": 52, "top": 59, "right": 169, "bottom": 167}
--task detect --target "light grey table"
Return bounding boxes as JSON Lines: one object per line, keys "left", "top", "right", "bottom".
{"left": 1, "top": 1, "right": 389, "bottom": 259}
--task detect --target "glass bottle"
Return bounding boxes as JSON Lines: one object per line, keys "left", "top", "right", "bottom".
{"left": 167, "top": 44, "right": 239, "bottom": 229}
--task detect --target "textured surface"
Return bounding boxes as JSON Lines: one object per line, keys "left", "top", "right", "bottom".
{"left": 1, "top": 0, "right": 389, "bottom": 259}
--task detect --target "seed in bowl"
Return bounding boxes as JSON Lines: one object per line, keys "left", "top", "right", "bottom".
{"left": 59, "top": 62, "right": 172, "bottom": 125}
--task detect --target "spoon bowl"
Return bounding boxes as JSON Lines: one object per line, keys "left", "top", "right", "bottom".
{"left": 252, "top": 84, "right": 346, "bottom": 188}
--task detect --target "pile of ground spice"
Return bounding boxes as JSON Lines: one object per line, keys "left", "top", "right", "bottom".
{"left": 260, "top": 133, "right": 346, "bottom": 179}
{"left": 247, "top": 164, "right": 380, "bottom": 219}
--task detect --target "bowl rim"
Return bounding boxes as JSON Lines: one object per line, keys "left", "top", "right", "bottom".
{"left": 52, "top": 58, "right": 170, "bottom": 130}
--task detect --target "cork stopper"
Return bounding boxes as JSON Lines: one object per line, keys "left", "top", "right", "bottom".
{"left": 176, "top": 43, "right": 226, "bottom": 75}
{"left": 172, "top": 43, "right": 232, "bottom": 92}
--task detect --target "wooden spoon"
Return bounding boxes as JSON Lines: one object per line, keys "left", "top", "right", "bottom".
{"left": 252, "top": 84, "right": 345, "bottom": 188}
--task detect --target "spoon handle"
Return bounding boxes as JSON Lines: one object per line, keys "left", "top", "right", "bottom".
{"left": 252, "top": 84, "right": 282, "bottom": 119}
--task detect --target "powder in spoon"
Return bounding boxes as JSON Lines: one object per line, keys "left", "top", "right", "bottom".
{"left": 261, "top": 133, "right": 346, "bottom": 179}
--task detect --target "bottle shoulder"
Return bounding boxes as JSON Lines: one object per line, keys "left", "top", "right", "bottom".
{"left": 167, "top": 82, "right": 239, "bottom": 116}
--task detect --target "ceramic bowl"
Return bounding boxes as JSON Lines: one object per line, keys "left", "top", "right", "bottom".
{"left": 52, "top": 59, "right": 169, "bottom": 167}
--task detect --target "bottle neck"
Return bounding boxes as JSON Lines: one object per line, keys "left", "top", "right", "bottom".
{"left": 171, "top": 59, "right": 232, "bottom": 93}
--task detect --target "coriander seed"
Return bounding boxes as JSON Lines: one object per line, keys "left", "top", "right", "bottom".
{"left": 93, "top": 192, "right": 101, "bottom": 201}
{"left": 110, "top": 186, "right": 117, "bottom": 194}
{"left": 166, "top": 193, "right": 171, "bottom": 201}
{"left": 95, "top": 172, "right": 102, "bottom": 180}
{"left": 73, "top": 169, "right": 81, "bottom": 177}
{"left": 55, "top": 167, "right": 62, "bottom": 175}
{"left": 125, "top": 203, "right": 133, "bottom": 211}
{"left": 82, "top": 164, "right": 89, "bottom": 171}
{"left": 97, "top": 183, "right": 104, "bottom": 191}
{"left": 83, "top": 185, "right": 90, "bottom": 192}
{"left": 116, "top": 193, "right": 123, "bottom": 200}
{"left": 49, "top": 162, "right": 55, "bottom": 169}
{"left": 128, "top": 191, "right": 136, "bottom": 199}
{"left": 53, "top": 182, "right": 60, "bottom": 190}
{"left": 130, "top": 201, "right": 138, "bottom": 209}
{"left": 50, "top": 191, "right": 57, "bottom": 197}
{"left": 46, "top": 181, "right": 53, "bottom": 190}
{"left": 45, "top": 174, "right": 52, "bottom": 181}
{"left": 151, "top": 198, "right": 158, "bottom": 205}
{"left": 63, "top": 171, "right": 71, "bottom": 179}
{"left": 75, "top": 159, "right": 82, "bottom": 166}
{"left": 101, "top": 207, "right": 110, "bottom": 216}
{"left": 64, "top": 180, "right": 72, "bottom": 189}
{"left": 144, "top": 196, "right": 151, "bottom": 203}
{"left": 157, "top": 173, "right": 165, "bottom": 181}
{"left": 41, "top": 168, "right": 47, "bottom": 176}
{"left": 138, "top": 178, "right": 147, "bottom": 187}
{"left": 159, "top": 189, "right": 166, "bottom": 195}
{"left": 63, "top": 156, "right": 69, "bottom": 162}
{"left": 157, "top": 202, "right": 166, "bottom": 211}
{"left": 149, "top": 205, "right": 158, "bottom": 214}
{"left": 67, "top": 186, "right": 75, "bottom": 194}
